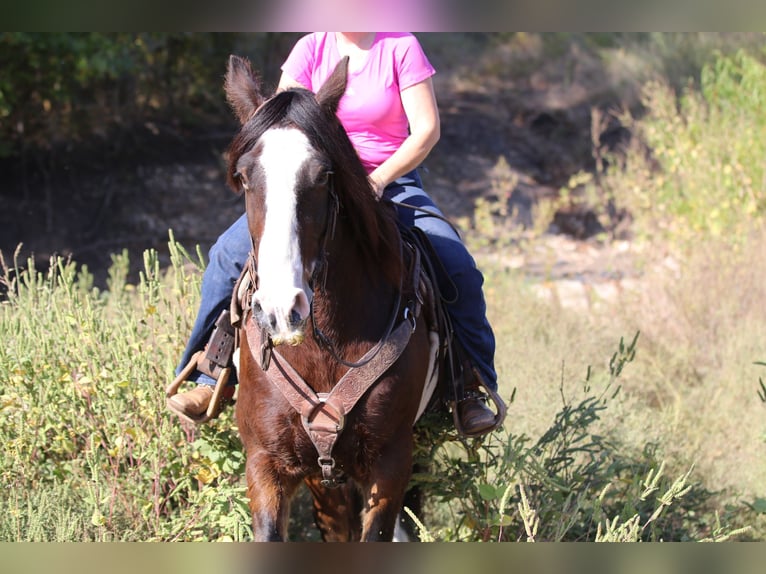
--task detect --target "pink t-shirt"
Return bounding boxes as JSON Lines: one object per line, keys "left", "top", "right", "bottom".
{"left": 281, "top": 32, "right": 436, "bottom": 173}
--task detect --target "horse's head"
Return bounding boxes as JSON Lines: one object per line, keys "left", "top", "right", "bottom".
{"left": 223, "top": 55, "right": 358, "bottom": 346}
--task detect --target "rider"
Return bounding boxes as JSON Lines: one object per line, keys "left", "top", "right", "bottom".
{"left": 168, "top": 32, "right": 503, "bottom": 436}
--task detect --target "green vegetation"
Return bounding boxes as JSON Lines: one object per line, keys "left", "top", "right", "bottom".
{"left": 605, "top": 49, "right": 766, "bottom": 244}
{"left": 413, "top": 333, "right": 734, "bottom": 542}
{"left": 0, "top": 33, "right": 298, "bottom": 158}
{"left": 3, "top": 231, "right": 762, "bottom": 541}
{"left": 2, "top": 33, "right": 766, "bottom": 541}
{"left": 456, "top": 41, "right": 766, "bottom": 541}
{"left": 0, "top": 239, "right": 251, "bottom": 541}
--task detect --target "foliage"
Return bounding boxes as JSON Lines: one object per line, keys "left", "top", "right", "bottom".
{"left": 1, "top": 237, "right": 749, "bottom": 542}
{"left": 0, "top": 33, "right": 297, "bottom": 160}
{"left": 604, "top": 49, "right": 766, "bottom": 245}
{"left": 411, "top": 334, "right": 744, "bottom": 542}
{"left": 0, "top": 234, "right": 251, "bottom": 541}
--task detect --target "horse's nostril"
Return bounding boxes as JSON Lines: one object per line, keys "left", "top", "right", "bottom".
{"left": 292, "top": 291, "right": 310, "bottom": 325}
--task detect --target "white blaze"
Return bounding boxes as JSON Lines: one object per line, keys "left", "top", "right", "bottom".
{"left": 253, "top": 127, "right": 313, "bottom": 341}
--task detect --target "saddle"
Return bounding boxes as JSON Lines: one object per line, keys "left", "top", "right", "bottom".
{"left": 399, "top": 225, "right": 507, "bottom": 433}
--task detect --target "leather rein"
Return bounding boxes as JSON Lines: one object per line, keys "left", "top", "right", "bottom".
{"left": 240, "top": 175, "right": 424, "bottom": 487}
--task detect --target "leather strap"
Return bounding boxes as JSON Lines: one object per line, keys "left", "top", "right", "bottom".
{"left": 197, "top": 310, "right": 236, "bottom": 379}
{"left": 245, "top": 307, "right": 416, "bottom": 486}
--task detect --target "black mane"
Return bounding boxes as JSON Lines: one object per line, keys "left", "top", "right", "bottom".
{"left": 227, "top": 87, "right": 401, "bottom": 283}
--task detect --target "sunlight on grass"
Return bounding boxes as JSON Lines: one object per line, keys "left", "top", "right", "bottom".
{"left": 3, "top": 37, "right": 766, "bottom": 542}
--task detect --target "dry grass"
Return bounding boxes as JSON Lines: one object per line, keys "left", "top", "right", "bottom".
{"left": 607, "top": 231, "right": 766, "bottom": 498}
{"left": 475, "top": 227, "right": 766, "bottom": 520}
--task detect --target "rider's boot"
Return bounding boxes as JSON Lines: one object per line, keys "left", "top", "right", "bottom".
{"left": 454, "top": 361, "right": 507, "bottom": 438}
{"left": 166, "top": 310, "right": 237, "bottom": 425}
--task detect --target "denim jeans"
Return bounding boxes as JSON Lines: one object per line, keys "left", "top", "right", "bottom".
{"left": 383, "top": 171, "right": 497, "bottom": 391}
{"left": 176, "top": 169, "right": 497, "bottom": 391}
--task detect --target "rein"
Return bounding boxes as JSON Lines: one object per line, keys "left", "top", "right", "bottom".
{"left": 309, "top": 172, "right": 338, "bottom": 294}
{"left": 390, "top": 199, "right": 463, "bottom": 239}
{"left": 311, "top": 231, "right": 410, "bottom": 369}
{"left": 309, "top": 174, "right": 413, "bottom": 369}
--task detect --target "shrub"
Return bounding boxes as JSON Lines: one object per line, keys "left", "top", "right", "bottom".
{"left": 606, "top": 49, "right": 766, "bottom": 245}
{"left": 0, "top": 235, "right": 251, "bottom": 541}
{"left": 0, "top": 33, "right": 298, "bottom": 160}
{"left": 411, "top": 333, "right": 745, "bottom": 542}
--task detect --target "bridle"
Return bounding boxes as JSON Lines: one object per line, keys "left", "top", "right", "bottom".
{"left": 241, "top": 170, "right": 423, "bottom": 488}
{"left": 247, "top": 169, "right": 415, "bottom": 371}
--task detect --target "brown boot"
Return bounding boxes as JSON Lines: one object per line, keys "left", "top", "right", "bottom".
{"left": 454, "top": 362, "right": 507, "bottom": 438}
{"left": 457, "top": 393, "right": 498, "bottom": 437}
{"left": 167, "top": 385, "right": 215, "bottom": 418}
{"left": 166, "top": 384, "right": 235, "bottom": 425}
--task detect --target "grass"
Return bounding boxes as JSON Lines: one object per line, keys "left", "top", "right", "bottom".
{"left": 3, "top": 35, "right": 766, "bottom": 542}
{"left": 2, "top": 226, "right": 761, "bottom": 541}
{"left": 468, "top": 228, "right": 766, "bottom": 541}
{"left": 609, "top": 232, "right": 766, "bottom": 499}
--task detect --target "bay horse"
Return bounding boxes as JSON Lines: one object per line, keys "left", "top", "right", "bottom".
{"left": 224, "top": 55, "right": 438, "bottom": 541}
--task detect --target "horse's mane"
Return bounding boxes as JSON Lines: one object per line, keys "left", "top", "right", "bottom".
{"left": 226, "top": 88, "right": 401, "bottom": 284}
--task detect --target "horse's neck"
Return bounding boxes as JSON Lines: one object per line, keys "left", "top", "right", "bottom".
{"left": 320, "top": 229, "right": 400, "bottom": 330}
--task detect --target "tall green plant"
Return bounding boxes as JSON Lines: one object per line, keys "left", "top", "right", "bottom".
{"left": 607, "top": 49, "right": 766, "bottom": 245}
{"left": 0, "top": 234, "right": 251, "bottom": 541}
{"left": 411, "top": 333, "right": 742, "bottom": 542}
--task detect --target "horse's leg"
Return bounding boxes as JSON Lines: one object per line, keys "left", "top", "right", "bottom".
{"left": 304, "top": 476, "right": 363, "bottom": 542}
{"left": 360, "top": 438, "right": 414, "bottom": 541}
{"left": 245, "top": 451, "right": 300, "bottom": 541}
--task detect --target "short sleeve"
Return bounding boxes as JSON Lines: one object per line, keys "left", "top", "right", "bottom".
{"left": 395, "top": 34, "right": 436, "bottom": 91}
{"left": 281, "top": 33, "right": 318, "bottom": 91}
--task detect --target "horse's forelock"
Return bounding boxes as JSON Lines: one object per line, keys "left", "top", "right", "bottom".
{"left": 226, "top": 87, "right": 401, "bottom": 283}
{"left": 226, "top": 91, "right": 295, "bottom": 192}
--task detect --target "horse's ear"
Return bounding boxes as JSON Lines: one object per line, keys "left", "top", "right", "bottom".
{"left": 315, "top": 56, "right": 348, "bottom": 116}
{"left": 225, "top": 55, "right": 265, "bottom": 125}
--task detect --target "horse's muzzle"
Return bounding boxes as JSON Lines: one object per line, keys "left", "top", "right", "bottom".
{"left": 252, "top": 299, "right": 307, "bottom": 346}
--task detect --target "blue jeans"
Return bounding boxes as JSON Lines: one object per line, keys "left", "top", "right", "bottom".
{"left": 383, "top": 171, "right": 497, "bottom": 391}
{"left": 176, "top": 169, "right": 497, "bottom": 392}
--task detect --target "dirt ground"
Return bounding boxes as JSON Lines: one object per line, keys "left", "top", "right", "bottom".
{"left": 0, "top": 38, "right": 637, "bottom": 293}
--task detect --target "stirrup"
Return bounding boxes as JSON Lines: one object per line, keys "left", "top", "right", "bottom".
{"left": 166, "top": 310, "right": 237, "bottom": 425}
{"left": 451, "top": 366, "right": 507, "bottom": 438}
{"left": 165, "top": 350, "right": 232, "bottom": 425}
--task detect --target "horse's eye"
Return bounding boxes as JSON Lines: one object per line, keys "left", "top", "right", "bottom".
{"left": 318, "top": 170, "right": 333, "bottom": 186}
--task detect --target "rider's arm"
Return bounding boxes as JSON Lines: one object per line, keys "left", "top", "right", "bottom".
{"left": 367, "top": 77, "right": 440, "bottom": 197}
{"left": 277, "top": 71, "right": 307, "bottom": 92}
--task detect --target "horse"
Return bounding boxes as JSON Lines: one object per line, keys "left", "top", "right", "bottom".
{"left": 224, "top": 54, "right": 440, "bottom": 541}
